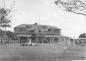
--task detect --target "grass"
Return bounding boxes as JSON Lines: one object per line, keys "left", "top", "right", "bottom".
{"left": 0, "top": 43, "right": 86, "bottom": 61}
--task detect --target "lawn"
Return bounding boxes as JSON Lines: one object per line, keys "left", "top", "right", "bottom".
{"left": 0, "top": 43, "right": 86, "bottom": 61}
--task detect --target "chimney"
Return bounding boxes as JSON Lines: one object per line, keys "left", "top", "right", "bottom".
{"left": 34, "top": 22, "right": 38, "bottom": 25}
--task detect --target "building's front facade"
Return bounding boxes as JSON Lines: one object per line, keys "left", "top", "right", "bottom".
{"left": 14, "top": 23, "right": 70, "bottom": 44}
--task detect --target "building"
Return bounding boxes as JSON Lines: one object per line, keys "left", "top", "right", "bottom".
{"left": 73, "top": 38, "right": 86, "bottom": 47}
{"left": 14, "top": 23, "right": 70, "bottom": 44}
{"left": 71, "top": 33, "right": 86, "bottom": 47}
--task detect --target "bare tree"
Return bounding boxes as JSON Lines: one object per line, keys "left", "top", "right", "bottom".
{"left": 55, "top": 0, "right": 86, "bottom": 16}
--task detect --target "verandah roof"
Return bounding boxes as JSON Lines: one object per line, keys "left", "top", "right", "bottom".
{"left": 16, "top": 34, "right": 63, "bottom": 38}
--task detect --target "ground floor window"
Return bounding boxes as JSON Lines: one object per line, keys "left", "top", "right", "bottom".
{"left": 20, "top": 37, "right": 27, "bottom": 43}
{"left": 36, "top": 37, "right": 52, "bottom": 43}
{"left": 46, "top": 37, "right": 51, "bottom": 43}
{"left": 37, "top": 37, "right": 43, "bottom": 43}
{"left": 54, "top": 38, "right": 59, "bottom": 43}
{"left": 43, "top": 38, "right": 48, "bottom": 43}
{"left": 36, "top": 37, "right": 59, "bottom": 43}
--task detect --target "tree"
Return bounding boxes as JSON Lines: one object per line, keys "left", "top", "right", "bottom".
{"left": 6, "top": 31, "right": 14, "bottom": 39}
{"left": 0, "top": 30, "right": 14, "bottom": 39}
{"left": 0, "top": 0, "right": 15, "bottom": 42}
{"left": 0, "top": 8, "right": 11, "bottom": 38}
{"left": 79, "top": 33, "right": 86, "bottom": 38}
{"left": 55, "top": 0, "right": 86, "bottom": 16}
{"left": 0, "top": 30, "right": 14, "bottom": 44}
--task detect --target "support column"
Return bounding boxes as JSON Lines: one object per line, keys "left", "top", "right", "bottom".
{"left": 50, "top": 37, "right": 52, "bottom": 43}
{"left": 52, "top": 37, "right": 54, "bottom": 43}
{"left": 18, "top": 37, "right": 21, "bottom": 44}
{"left": 42, "top": 37, "right": 43, "bottom": 43}
{"left": 44, "top": 37, "right": 46, "bottom": 43}
{"left": 37, "top": 37, "right": 38, "bottom": 43}
{"left": 27, "top": 37, "right": 29, "bottom": 43}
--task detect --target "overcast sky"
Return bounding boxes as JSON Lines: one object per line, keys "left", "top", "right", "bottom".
{"left": 4, "top": 0, "right": 86, "bottom": 38}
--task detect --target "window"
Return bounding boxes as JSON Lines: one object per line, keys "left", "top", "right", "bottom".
{"left": 19, "top": 28, "right": 24, "bottom": 31}
{"left": 42, "top": 26, "right": 47, "bottom": 29}
{"left": 54, "top": 38, "right": 59, "bottom": 43}
{"left": 39, "top": 30, "right": 41, "bottom": 32}
{"left": 37, "top": 37, "right": 42, "bottom": 43}
{"left": 46, "top": 37, "right": 50, "bottom": 43}
{"left": 29, "top": 30, "right": 35, "bottom": 32}
{"left": 54, "top": 29, "right": 58, "bottom": 32}
{"left": 48, "top": 29, "right": 51, "bottom": 32}
{"left": 26, "top": 25, "right": 32, "bottom": 28}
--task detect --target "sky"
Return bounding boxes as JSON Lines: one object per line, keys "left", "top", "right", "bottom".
{"left": 2, "top": 0, "right": 86, "bottom": 38}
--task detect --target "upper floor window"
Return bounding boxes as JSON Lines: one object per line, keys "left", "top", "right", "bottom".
{"left": 54, "top": 29, "right": 58, "bottom": 32}
{"left": 26, "top": 25, "right": 32, "bottom": 28}
{"left": 55, "top": 29, "right": 57, "bottom": 31}
{"left": 19, "top": 28, "right": 24, "bottom": 31}
{"left": 39, "top": 30, "right": 41, "bottom": 33}
{"left": 48, "top": 29, "right": 51, "bottom": 32}
{"left": 29, "top": 30, "right": 35, "bottom": 32}
{"left": 42, "top": 26, "right": 47, "bottom": 29}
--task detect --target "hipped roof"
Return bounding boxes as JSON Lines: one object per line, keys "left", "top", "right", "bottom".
{"left": 14, "top": 23, "right": 61, "bottom": 30}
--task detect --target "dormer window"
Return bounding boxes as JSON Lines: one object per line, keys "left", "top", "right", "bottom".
{"left": 48, "top": 29, "right": 51, "bottom": 32}
{"left": 34, "top": 23, "right": 38, "bottom": 25}
{"left": 54, "top": 29, "right": 58, "bottom": 32}
{"left": 39, "top": 30, "right": 41, "bottom": 32}
{"left": 42, "top": 26, "right": 47, "bottom": 29}
{"left": 26, "top": 25, "right": 32, "bottom": 28}
{"left": 26, "top": 25, "right": 29, "bottom": 28}
{"left": 30, "top": 30, "right": 35, "bottom": 32}
{"left": 20, "top": 28, "right": 24, "bottom": 31}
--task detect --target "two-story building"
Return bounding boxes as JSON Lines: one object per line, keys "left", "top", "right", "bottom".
{"left": 14, "top": 23, "right": 70, "bottom": 44}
